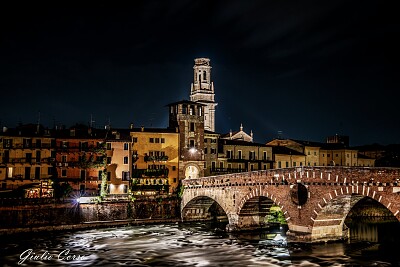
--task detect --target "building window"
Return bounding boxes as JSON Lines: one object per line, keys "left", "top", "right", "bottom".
{"left": 211, "top": 148, "right": 216, "bottom": 154}
{"left": 293, "top": 162, "right": 297, "bottom": 167}
{"left": 107, "top": 172, "right": 111, "bottom": 181}
{"left": 219, "top": 162, "right": 223, "bottom": 169}
{"left": 132, "top": 137, "right": 138, "bottom": 143}
{"left": 106, "top": 143, "right": 111, "bottom": 150}
{"left": 61, "top": 155, "right": 67, "bottom": 162}
{"left": 107, "top": 157, "right": 112, "bottom": 164}
{"left": 98, "top": 170, "right": 103, "bottom": 180}
{"left": 322, "top": 154, "right": 325, "bottom": 157}
{"left": 204, "top": 148, "right": 208, "bottom": 154}
{"left": 124, "top": 143, "right": 129, "bottom": 150}
{"left": 335, "top": 154, "right": 338, "bottom": 157}
{"left": 3, "top": 139, "right": 12, "bottom": 148}
{"left": 263, "top": 151, "right": 267, "bottom": 160}
{"left": 150, "top": 138, "right": 154, "bottom": 143}
{"left": 173, "top": 178, "right": 177, "bottom": 183}
{"left": 285, "top": 162, "right": 289, "bottom": 168}
{"left": 238, "top": 150, "right": 242, "bottom": 159}
{"left": 172, "top": 166, "right": 176, "bottom": 171}
{"left": 7, "top": 167, "right": 13, "bottom": 178}
{"left": 203, "top": 70, "right": 207, "bottom": 81}
{"left": 198, "top": 107, "right": 202, "bottom": 116}
{"left": 61, "top": 169, "right": 67, "bottom": 177}
{"left": 190, "top": 122, "right": 195, "bottom": 132}
{"left": 211, "top": 162, "right": 216, "bottom": 170}
{"left": 314, "top": 162, "right": 317, "bottom": 166}
{"left": 300, "top": 162, "right": 303, "bottom": 166}
{"left": 327, "top": 154, "right": 330, "bottom": 157}
{"left": 155, "top": 138, "right": 160, "bottom": 143}
{"left": 314, "top": 152, "right": 317, "bottom": 156}
{"left": 226, "top": 150, "right": 232, "bottom": 159}
{"left": 189, "top": 140, "right": 195, "bottom": 148}
{"left": 80, "top": 170, "right": 86, "bottom": 179}
{"left": 204, "top": 162, "right": 207, "bottom": 168}
{"left": 308, "top": 151, "right": 310, "bottom": 155}
{"left": 182, "top": 104, "right": 187, "bottom": 114}
{"left": 122, "top": 171, "right": 130, "bottom": 181}
{"left": 161, "top": 138, "right": 165, "bottom": 143}
{"left": 278, "top": 162, "right": 282, "bottom": 168}
{"left": 124, "top": 156, "right": 128, "bottom": 164}
{"left": 249, "top": 151, "right": 255, "bottom": 160}
{"left": 227, "top": 163, "right": 232, "bottom": 170}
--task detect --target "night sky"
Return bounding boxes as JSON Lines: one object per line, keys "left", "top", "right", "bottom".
{"left": 0, "top": 1, "right": 397, "bottom": 146}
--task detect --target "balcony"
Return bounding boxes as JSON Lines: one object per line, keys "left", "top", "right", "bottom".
{"left": 54, "top": 159, "right": 106, "bottom": 169}
{"left": 131, "top": 184, "right": 169, "bottom": 193}
{"left": 144, "top": 155, "right": 169, "bottom": 162}
{"left": 131, "top": 168, "right": 169, "bottom": 178}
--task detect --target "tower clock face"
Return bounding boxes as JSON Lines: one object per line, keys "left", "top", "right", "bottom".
{"left": 185, "top": 165, "right": 199, "bottom": 179}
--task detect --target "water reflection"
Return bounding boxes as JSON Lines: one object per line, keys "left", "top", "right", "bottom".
{"left": 0, "top": 219, "right": 399, "bottom": 266}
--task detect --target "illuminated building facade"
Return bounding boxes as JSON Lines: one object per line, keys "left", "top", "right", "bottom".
{"left": 129, "top": 128, "right": 179, "bottom": 195}
{"left": 53, "top": 125, "right": 107, "bottom": 196}
{"left": 0, "top": 124, "right": 55, "bottom": 198}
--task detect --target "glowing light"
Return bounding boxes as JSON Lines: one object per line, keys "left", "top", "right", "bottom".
{"left": 189, "top": 147, "right": 197, "bottom": 154}
{"left": 76, "top": 198, "right": 81, "bottom": 203}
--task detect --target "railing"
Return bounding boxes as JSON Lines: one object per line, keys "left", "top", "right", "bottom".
{"left": 144, "top": 155, "right": 169, "bottom": 162}
{"left": 131, "top": 184, "right": 169, "bottom": 192}
{"left": 6, "top": 157, "right": 56, "bottom": 164}
{"left": 3, "top": 143, "right": 55, "bottom": 149}
{"left": 56, "top": 145, "right": 106, "bottom": 153}
{"left": 132, "top": 168, "right": 169, "bottom": 178}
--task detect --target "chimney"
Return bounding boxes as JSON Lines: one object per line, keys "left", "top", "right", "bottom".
{"left": 130, "top": 123, "right": 134, "bottom": 129}
{"left": 2, "top": 126, "right": 7, "bottom": 133}
{"left": 141, "top": 126, "right": 144, "bottom": 132}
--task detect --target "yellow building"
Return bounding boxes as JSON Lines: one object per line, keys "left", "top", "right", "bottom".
{"left": 267, "top": 138, "right": 375, "bottom": 167}
{"left": 130, "top": 127, "right": 179, "bottom": 195}
{"left": 272, "top": 146, "right": 306, "bottom": 169}
{"left": 0, "top": 125, "right": 55, "bottom": 197}
{"left": 105, "top": 129, "right": 133, "bottom": 195}
{"left": 203, "top": 131, "right": 219, "bottom": 176}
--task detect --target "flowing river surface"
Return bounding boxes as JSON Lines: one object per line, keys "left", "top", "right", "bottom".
{"left": 1, "top": 220, "right": 399, "bottom": 266}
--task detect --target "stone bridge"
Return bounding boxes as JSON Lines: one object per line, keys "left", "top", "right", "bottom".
{"left": 181, "top": 167, "right": 400, "bottom": 242}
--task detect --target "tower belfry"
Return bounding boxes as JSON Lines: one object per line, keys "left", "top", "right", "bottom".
{"left": 190, "top": 58, "right": 217, "bottom": 132}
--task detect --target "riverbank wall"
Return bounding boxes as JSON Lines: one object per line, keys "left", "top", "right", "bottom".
{"left": 0, "top": 196, "right": 181, "bottom": 235}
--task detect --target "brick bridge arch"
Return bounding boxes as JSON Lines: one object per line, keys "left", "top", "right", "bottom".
{"left": 181, "top": 167, "right": 400, "bottom": 242}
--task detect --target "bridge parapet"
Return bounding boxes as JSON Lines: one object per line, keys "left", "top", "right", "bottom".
{"left": 182, "top": 167, "right": 400, "bottom": 188}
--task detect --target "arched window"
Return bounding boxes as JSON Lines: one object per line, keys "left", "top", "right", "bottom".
{"left": 203, "top": 70, "right": 207, "bottom": 81}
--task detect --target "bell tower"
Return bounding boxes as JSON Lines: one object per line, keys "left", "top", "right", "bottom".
{"left": 190, "top": 58, "right": 217, "bottom": 132}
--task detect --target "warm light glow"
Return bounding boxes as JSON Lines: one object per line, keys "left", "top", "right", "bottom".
{"left": 189, "top": 147, "right": 197, "bottom": 154}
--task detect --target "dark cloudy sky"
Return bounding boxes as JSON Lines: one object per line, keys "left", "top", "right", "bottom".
{"left": 0, "top": 1, "right": 398, "bottom": 146}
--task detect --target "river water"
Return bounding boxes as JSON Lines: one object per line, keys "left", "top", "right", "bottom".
{"left": 1, "top": 220, "right": 399, "bottom": 266}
